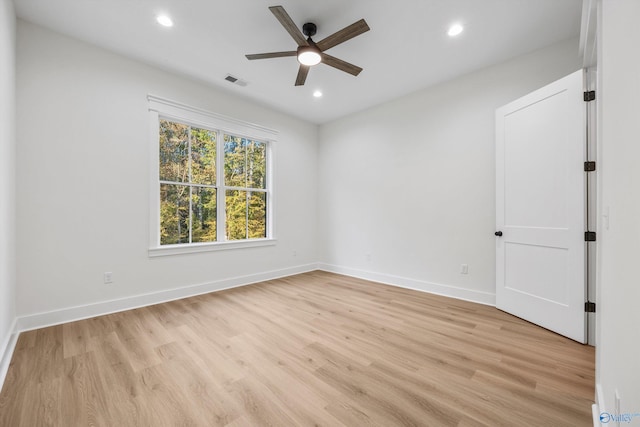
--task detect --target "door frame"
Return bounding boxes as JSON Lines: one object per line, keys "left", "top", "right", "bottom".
{"left": 585, "top": 67, "right": 597, "bottom": 346}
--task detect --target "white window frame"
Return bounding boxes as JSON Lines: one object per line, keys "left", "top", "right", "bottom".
{"left": 148, "top": 95, "right": 277, "bottom": 257}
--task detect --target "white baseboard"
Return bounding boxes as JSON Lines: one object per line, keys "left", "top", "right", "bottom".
{"left": 16, "top": 263, "right": 318, "bottom": 333}
{"left": 592, "top": 404, "right": 601, "bottom": 427}
{"left": 318, "top": 263, "right": 496, "bottom": 306}
{"left": 13, "top": 263, "right": 494, "bottom": 333}
{"left": 592, "top": 383, "right": 605, "bottom": 426}
{"left": 596, "top": 383, "right": 605, "bottom": 413}
{"left": 0, "top": 318, "right": 18, "bottom": 392}
{"left": 6, "top": 262, "right": 492, "bottom": 391}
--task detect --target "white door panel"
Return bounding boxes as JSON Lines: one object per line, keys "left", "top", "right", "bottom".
{"left": 503, "top": 94, "right": 571, "bottom": 229}
{"left": 504, "top": 243, "right": 569, "bottom": 304}
{"left": 496, "top": 70, "right": 586, "bottom": 343}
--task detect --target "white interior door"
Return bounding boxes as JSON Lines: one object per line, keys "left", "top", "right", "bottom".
{"left": 495, "top": 70, "right": 586, "bottom": 343}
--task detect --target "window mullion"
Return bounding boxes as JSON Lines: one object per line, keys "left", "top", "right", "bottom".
{"left": 188, "top": 126, "right": 193, "bottom": 243}
{"left": 245, "top": 191, "right": 249, "bottom": 239}
{"left": 245, "top": 142, "right": 249, "bottom": 239}
{"left": 188, "top": 186, "right": 193, "bottom": 243}
{"left": 159, "top": 180, "right": 217, "bottom": 189}
{"left": 216, "top": 131, "right": 226, "bottom": 242}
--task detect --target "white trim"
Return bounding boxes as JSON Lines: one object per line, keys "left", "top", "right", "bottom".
{"left": 0, "top": 318, "right": 18, "bottom": 392}
{"left": 16, "top": 264, "right": 318, "bottom": 332}
{"left": 592, "top": 404, "right": 601, "bottom": 427}
{"left": 580, "top": 0, "right": 598, "bottom": 68}
{"left": 149, "top": 109, "right": 161, "bottom": 248}
{"left": 148, "top": 95, "right": 278, "bottom": 140}
{"left": 592, "top": 382, "right": 605, "bottom": 427}
{"left": 12, "top": 265, "right": 496, "bottom": 332}
{"left": 318, "top": 263, "right": 496, "bottom": 306}
{"left": 2, "top": 267, "right": 494, "bottom": 391}
{"left": 216, "top": 122, "right": 226, "bottom": 240}
{"left": 266, "top": 138, "right": 276, "bottom": 240}
{"left": 596, "top": 383, "right": 605, "bottom": 414}
{"left": 148, "top": 238, "right": 277, "bottom": 257}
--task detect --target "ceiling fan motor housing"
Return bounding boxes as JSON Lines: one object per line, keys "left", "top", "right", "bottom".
{"left": 303, "top": 22, "right": 317, "bottom": 38}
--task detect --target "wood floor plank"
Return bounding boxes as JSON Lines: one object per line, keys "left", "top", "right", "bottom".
{"left": 0, "top": 271, "right": 595, "bottom": 426}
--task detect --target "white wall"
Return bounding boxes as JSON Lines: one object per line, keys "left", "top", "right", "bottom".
{"left": 596, "top": 0, "right": 640, "bottom": 415}
{"left": 15, "top": 21, "right": 318, "bottom": 326}
{"left": 318, "top": 38, "right": 582, "bottom": 304}
{"left": 0, "top": 0, "right": 17, "bottom": 371}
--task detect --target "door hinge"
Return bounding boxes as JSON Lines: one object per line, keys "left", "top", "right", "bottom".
{"left": 585, "top": 301, "right": 596, "bottom": 313}
{"left": 584, "top": 161, "right": 596, "bottom": 172}
{"left": 584, "top": 90, "right": 596, "bottom": 102}
{"left": 585, "top": 231, "right": 597, "bottom": 242}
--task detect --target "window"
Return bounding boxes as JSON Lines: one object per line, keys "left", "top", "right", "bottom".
{"left": 159, "top": 120, "right": 218, "bottom": 245}
{"left": 223, "top": 134, "right": 267, "bottom": 240}
{"left": 148, "top": 96, "right": 276, "bottom": 256}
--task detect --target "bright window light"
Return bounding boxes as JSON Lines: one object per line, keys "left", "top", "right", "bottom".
{"left": 156, "top": 15, "right": 174, "bottom": 27}
{"left": 448, "top": 23, "right": 464, "bottom": 37}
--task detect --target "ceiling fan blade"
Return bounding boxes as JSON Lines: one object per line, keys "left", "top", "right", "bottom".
{"left": 316, "top": 19, "right": 370, "bottom": 52}
{"left": 321, "top": 53, "right": 363, "bottom": 76}
{"left": 295, "top": 65, "right": 310, "bottom": 86}
{"left": 246, "top": 51, "right": 297, "bottom": 60}
{"left": 269, "top": 6, "right": 309, "bottom": 47}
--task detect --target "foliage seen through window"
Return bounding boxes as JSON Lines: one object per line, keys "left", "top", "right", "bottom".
{"left": 159, "top": 120, "right": 268, "bottom": 245}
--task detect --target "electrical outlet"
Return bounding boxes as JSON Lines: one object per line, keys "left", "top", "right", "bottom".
{"left": 104, "top": 272, "right": 113, "bottom": 284}
{"left": 460, "top": 264, "right": 469, "bottom": 274}
{"left": 292, "top": 250, "right": 297, "bottom": 257}
{"left": 365, "top": 253, "right": 372, "bottom": 262}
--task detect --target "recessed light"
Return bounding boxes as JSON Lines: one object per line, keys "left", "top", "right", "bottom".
{"left": 447, "top": 23, "right": 464, "bottom": 37}
{"left": 156, "top": 15, "right": 174, "bottom": 27}
{"left": 313, "top": 90, "right": 323, "bottom": 98}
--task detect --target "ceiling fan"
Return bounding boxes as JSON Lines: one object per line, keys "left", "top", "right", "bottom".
{"left": 245, "top": 5, "right": 370, "bottom": 86}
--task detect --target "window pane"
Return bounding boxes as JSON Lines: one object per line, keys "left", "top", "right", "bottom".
{"left": 247, "top": 140, "right": 266, "bottom": 189}
{"left": 226, "top": 190, "right": 247, "bottom": 240}
{"left": 159, "top": 120, "right": 188, "bottom": 182}
{"left": 248, "top": 191, "right": 266, "bottom": 238}
{"left": 156, "top": 114, "right": 270, "bottom": 247}
{"left": 160, "top": 184, "right": 189, "bottom": 245}
{"left": 191, "top": 127, "right": 216, "bottom": 185}
{"left": 191, "top": 187, "right": 217, "bottom": 243}
{"left": 224, "top": 134, "right": 246, "bottom": 187}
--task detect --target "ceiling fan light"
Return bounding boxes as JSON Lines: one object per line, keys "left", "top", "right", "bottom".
{"left": 297, "top": 47, "right": 322, "bottom": 66}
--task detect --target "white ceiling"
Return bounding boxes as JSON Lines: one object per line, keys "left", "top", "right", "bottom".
{"left": 15, "top": 0, "right": 583, "bottom": 124}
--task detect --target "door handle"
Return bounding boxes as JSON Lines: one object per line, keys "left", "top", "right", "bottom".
{"left": 495, "top": 231, "right": 503, "bottom": 237}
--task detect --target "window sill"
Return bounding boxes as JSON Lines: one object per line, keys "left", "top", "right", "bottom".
{"left": 148, "top": 238, "right": 277, "bottom": 258}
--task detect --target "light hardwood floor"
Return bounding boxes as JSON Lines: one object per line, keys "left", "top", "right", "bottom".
{"left": 0, "top": 271, "right": 594, "bottom": 426}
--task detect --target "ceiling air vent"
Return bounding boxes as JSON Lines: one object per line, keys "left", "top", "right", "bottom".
{"left": 224, "top": 74, "right": 247, "bottom": 87}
